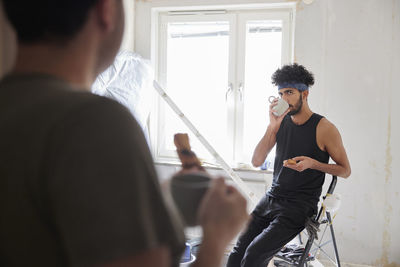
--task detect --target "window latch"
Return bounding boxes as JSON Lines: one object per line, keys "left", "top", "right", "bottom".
{"left": 226, "top": 82, "right": 233, "bottom": 101}
{"left": 238, "top": 82, "right": 244, "bottom": 102}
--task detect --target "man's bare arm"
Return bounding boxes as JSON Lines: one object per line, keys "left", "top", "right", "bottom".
{"left": 96, "top": 246, "right": 170, "bottom": 267}
{"left": 316, "top": 119, "right": 351, "bottom": 178}
{"left": 252, "top": 125, "right": 278, "bottom": 167}
{"left": 192, "top": 179, "right": 249, "bottom": 267}
{"left": 191, "top": 236, "right": 226, "bottom": 267}
{"left": 286, "top": 119, "right": 351, "bottom": 178}
{"left": 252, "top": 101, "right": 289, "bottom": 167}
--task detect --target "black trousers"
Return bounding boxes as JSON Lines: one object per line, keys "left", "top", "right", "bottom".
{"left": 226, "top": 195, "right": 314, "bottom": 267}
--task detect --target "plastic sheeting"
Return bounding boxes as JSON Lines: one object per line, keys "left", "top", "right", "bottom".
{"left": 92, "top": 50, "right": 153, "bottom": 142}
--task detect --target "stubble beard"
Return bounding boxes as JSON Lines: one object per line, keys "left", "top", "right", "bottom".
{"left": 288, "top": 94, "right": 303, "bottom": 116}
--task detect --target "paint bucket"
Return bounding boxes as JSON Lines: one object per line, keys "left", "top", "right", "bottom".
{"left": 324, "top": 193, "right": 341, "bottom": 213}
{"left": 180, "top": 242, "right": 196, "bottom": 266}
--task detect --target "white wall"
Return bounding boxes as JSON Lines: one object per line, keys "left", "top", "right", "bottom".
{"left": 135, "top": 0, "right": 400, "bottom": 266}
{"left": 121, "top": 0, "right": 136, "bottom": 51}
{"left": 295, "top": 1, "right": 399, "bottom": 266}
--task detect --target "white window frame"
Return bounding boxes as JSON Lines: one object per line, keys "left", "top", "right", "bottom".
{"left": 156, "top": 12, "right": 236, "bottom": 161}
{"left": 235, "top": 11, "right": 293, "bottom": 163}
{"left": 150, "top": 4, "right": 295, "bottom": 166}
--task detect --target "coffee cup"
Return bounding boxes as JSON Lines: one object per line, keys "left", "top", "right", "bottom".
{"left": 170, "top": 172, "right": 211, "bottom": 226}
{"left": 268, "top": 96, "right": 289, "bottom": 116}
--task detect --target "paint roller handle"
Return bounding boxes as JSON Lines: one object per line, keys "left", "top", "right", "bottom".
{"left": 174, "top": 133, "right": 205, "bottom": 172}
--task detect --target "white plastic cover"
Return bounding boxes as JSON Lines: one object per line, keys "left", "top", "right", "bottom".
{"left": 92, "top": 50, "right": 153, "bottom": 142}
{"left": 323, "top": 193, "right": 341, "bottom": 213}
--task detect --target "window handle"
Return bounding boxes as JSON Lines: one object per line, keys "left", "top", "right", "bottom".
{"left": 238, "top": 82, "right": 244, "bottom": 102}
{"left": 226, "top": 82, "right": 233, "bottom": 101}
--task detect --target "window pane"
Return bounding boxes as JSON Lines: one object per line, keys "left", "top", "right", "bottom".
{"left": 163, "top": 21, "right": 230, "bottom": 162}
{"left": 242, "top": 21, "right": 282, "bottom": 166}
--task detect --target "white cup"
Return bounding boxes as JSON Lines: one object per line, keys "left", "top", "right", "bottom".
{"left": 170, "top": 172, "right": 211, "bottom": 226}
{"left": 268, "top": 96, "right": 289, "bottom": 116}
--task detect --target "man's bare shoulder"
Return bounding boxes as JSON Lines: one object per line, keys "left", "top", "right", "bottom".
{"left": 317, "top": 117, "right": 342, "bottom": 149}
{"left": 318, "top": 117, "right": 339, "bottom": 134}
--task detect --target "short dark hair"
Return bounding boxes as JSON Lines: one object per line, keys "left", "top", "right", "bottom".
{"left": 271, "top": 63, "right": 315, "bottom": 87}
{"left": 2, "top": 0, "right": 99, "bottom": 43}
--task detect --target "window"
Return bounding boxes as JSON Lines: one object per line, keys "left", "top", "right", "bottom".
{"left": 152, "top": 7, "right": 294, "bottom": 168}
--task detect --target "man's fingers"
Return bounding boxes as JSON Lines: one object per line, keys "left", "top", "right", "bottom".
{"left": 225, "top": 185, "right": 246, "bottom": 203}
{"left": 225, "top": 184, "right": 239, "bottom": 194}
{"left": 292, "top": 156, "right": 305, "bottom": 161}
{"left": 209, "top": 177, "right": 226, "bottom": 192}
{"left": 279, "top": 108, "right": 290, "bottom": 118}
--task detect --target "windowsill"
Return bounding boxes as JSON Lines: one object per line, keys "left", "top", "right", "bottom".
{"left": 154, "top": 159, "right": 273, "bottom": 174}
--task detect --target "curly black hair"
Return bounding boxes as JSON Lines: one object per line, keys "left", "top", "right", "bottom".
{"left": 271, "top": 63, "right": 315, "bottom": 87}
{"left": 3, "top": 0, "right": 99, "bottom": 43}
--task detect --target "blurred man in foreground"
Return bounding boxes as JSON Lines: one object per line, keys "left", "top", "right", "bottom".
{"left": 0, "top": 1, "right": 248, "bottom": 266}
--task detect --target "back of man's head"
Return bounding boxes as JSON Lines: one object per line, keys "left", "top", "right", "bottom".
{"left": 2, "top": 0, "right": 99, "bottom": 43}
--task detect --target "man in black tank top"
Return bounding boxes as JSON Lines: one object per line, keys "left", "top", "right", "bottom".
{"left": 227, "top": 64, "right": 351, "bottom": 267}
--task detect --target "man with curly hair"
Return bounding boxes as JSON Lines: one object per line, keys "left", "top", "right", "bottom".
{"left": 227, "top": 63, "right": 351, "bottom": 267}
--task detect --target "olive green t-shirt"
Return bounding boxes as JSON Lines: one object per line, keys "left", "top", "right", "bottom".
{"left": 0, "top": 74, "right": 184, "bottom": 266}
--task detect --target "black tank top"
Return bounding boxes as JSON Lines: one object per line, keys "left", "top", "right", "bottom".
{"left": 267, "top": 113, "right": 330, "bottom": 207}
